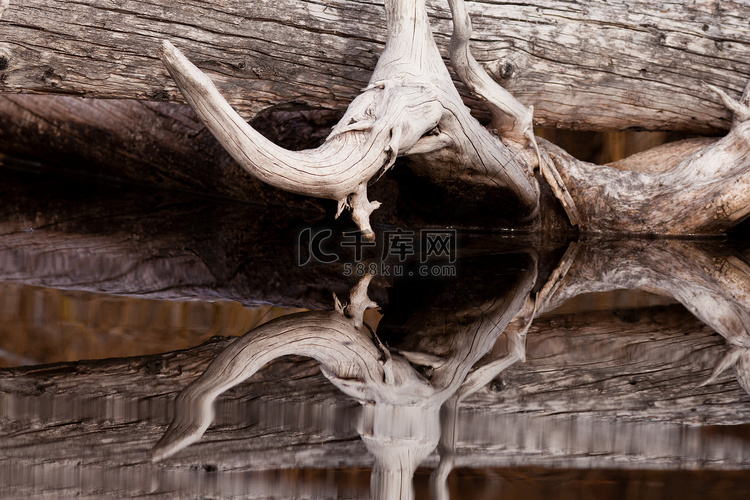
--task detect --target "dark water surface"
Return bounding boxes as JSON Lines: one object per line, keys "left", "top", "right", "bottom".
{"left": 1, "top": 165, "right": 750, "bottom": 498}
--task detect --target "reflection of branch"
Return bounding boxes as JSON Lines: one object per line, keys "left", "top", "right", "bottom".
{"left": 458, "top": 295, "right": 536, "bottom": 399}
{"left": 152, "top": 275, "right": 384, "bottom": 461}
{"left": 540, "top": 239, "right": 750, "bottom": 392}
{"left": 429, "top": 293, "right": 537, "bottom": 500}
{"left": 152, "top": 249, "right": 541, "bottom": 498}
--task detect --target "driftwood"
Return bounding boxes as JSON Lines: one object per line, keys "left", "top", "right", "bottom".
{"left": 3, "top": 1, "right": 750, "bottom": 235}
{"left": 3, "top": 84, "right": 749, "bottom": 237}
{"left": 1, "top": 0, "right": 748, "bottom": 134}
{"left": 156, "top": 0, "right": 544, "bottom": 238}
{"left": 147, "top": 0, "right": 750, "bottom": 237}
{"left": 539, "top": 87, "right": 750, "bottom": 234}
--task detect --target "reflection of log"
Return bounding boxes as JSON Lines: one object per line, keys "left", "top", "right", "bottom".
{"left": 473, "top": 306, "right": 750, "bottom": 425}
{"left": 537, "top": 237, "right": 750, "bottom": 399}
{"left": 1, "top": 305, "right": 749, "bottom": 500}
{"left": 0, "top": 167, "right": 564, "bottom": 306}
{"left": 541, "top": 239, "right": 750, "bottom": 348}
{"left": 2, "top": 0, "right": 748, "bottom": 133}
{"left": 0, "top": 168, "right": 346, "bottom": 309}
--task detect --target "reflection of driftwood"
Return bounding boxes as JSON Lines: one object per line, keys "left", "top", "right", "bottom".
{"left": 471, "top": 306, "right": 750, "bottom": 425}
{"left": 2, "top": 1, "right": 748, "bottom": 133}
{"left": 0, "top": 169, "right": 354, "bottom": 309}
{"left": 151, "top": 264, "right": 536, "bottom": 499}
{"left": 540, "top": 238, "right": 750, "bottom": 392}
{"left": 1, "top": 305, "right": 749, "bottom": 498}
{"left": 542, "top": 239, "right": 750, "bottom": 345}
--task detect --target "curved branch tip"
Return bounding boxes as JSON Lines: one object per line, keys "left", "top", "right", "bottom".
{"left": 705, "top": 82, "right": 750, "bottom": 123}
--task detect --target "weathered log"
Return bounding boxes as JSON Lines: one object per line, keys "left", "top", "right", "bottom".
{"left": 5, "top": 0, "right": 749, "bottom": 236}
{"left": 540, "top": 83, "right": 750, "bottom": 234}
{"left": 1, "top": 0, "right": 748, "bottom": 134}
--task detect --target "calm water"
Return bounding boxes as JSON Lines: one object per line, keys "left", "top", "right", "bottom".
{"left": 1, "top": 166, "right": 750, "bottom": 498}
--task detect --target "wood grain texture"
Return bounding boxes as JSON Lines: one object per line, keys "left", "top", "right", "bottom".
{"left": 154, "top": 0, "right": 544, "bottom": 240}
{"left": 1, "top": 0, "right": 748, "bottom": 133}
{"left": 537, "top": 87, "right": 750, "bottom": 234}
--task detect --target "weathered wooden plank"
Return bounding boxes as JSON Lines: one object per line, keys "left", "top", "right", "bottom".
{"left": 1, "top": 0, "right": 748, "bottom": 133}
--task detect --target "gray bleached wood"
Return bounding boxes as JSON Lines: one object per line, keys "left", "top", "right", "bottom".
{"left": 160, "top": 39, "right": 398, "bottom": 239}
{"left": 155, "top": 0, "right": 750, "bottom": 237}
{"left": 538, "top": 83, "right": 750, "bottom": 234}
{"left": 1, "top": 0, "right": 749, "bottom": 134}
{"left": 445, "top": 0, "right": 534, "bottom": 147}
{"left": 158, "top": 0, "right": 541, "bottom": 238}
{"left": 4, "top": 1, "right": 750, "bottom": 236}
